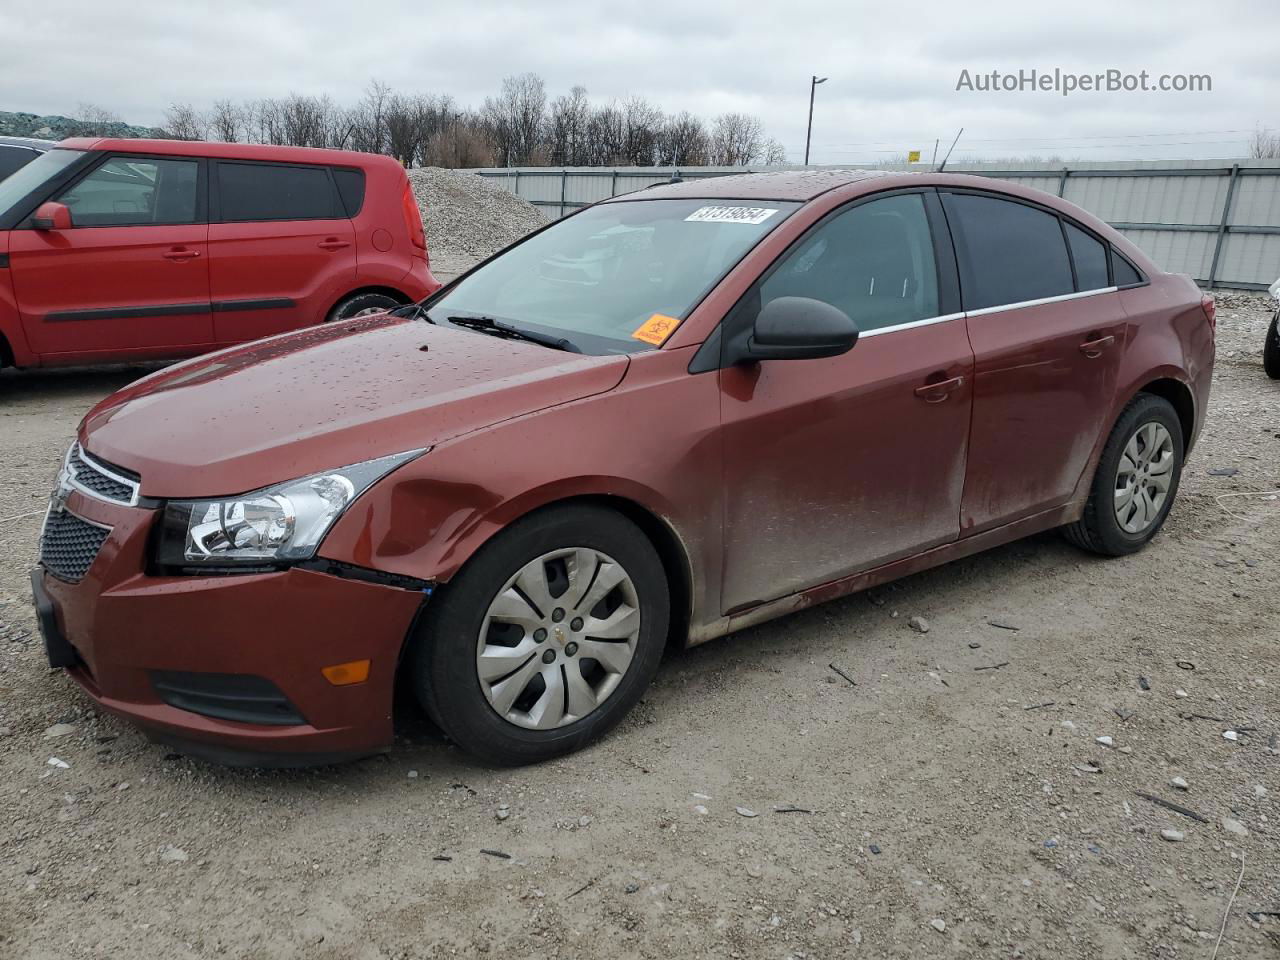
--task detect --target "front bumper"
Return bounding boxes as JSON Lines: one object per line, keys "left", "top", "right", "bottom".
{"left": 33, "top": 488, "right": 426, "bottom": 765}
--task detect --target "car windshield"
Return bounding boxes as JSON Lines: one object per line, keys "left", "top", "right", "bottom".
{"left": 428, "top": 197, "right": 800, "bottom": 354}
{"left": 0, "top": 148, "right": 84, "bottom": 217}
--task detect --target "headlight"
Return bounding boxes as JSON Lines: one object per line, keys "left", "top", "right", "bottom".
{"left": 156, "top": 450, "right": 423, "bottom": 568}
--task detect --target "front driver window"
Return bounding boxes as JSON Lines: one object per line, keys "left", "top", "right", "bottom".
{"left": 54, "top": 157, "right": 198, "bottom": 227}
{"left": 759, "top": 193, "right": 940, "bottom": 332}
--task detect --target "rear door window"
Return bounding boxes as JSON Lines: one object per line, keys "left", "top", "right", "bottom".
{"left": 943, "top": 192, "right": 1074, "bottom": 310}
{"left": 216, "top": 162, "right": 341, "bottom": 222}
{"left": 1064, "top": 221, "right": 1110, "bottom": 291}
{"left": 758, "top": 192, "right": 940, "bottom": 333}
{"left": 54, "top": 156, "right": 199, "bottom": 227}
{"left": 0, "top": 146, "right": 36, "bottom": 180}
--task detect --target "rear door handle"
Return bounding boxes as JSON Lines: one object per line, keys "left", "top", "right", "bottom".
{"left": 914, "top": 375, "right": 965, "bottom": 403}
{"left": 318, "top": 238, "right": 350, "bottom": 250}
{"left": 1079, "top": 334, "right": 1116, "bottom": 358}
{"left": 162, "top": 247, "right": 200, "bottom": 261}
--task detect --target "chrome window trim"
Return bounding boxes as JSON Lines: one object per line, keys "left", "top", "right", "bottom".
{"left": 857, "top": 311, "right": 965, "bottom": 339}
{"left": 63, "top": 443, "right": 141, "bottom": 507}
{"left": 964, "top": 285, "right": 1118, "bottom": 318}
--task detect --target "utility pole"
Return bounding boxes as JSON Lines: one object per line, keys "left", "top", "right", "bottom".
{"left": 804, "top": 75, "right": 827, "bottom": 166}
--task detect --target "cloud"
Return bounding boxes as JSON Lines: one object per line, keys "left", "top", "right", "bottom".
{"left": 0, "top": 0, "right": 1274, "bottom": 162}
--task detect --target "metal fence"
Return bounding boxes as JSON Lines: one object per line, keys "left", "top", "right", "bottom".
{"left": 467, "top": 160, "right": 1280, "bottom": 291}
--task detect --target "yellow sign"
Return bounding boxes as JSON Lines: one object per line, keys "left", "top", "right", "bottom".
{"left": 632, "top": 313, "right": 682, "bottom": 346}
{"left": 907, "top": 150, "right": 921, "bottom": 163}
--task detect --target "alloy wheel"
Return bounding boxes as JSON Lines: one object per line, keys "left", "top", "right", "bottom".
{"left": 1113, "top": 421, "right": 1175, "bottom": 534}
{"left": 475, "top": 548, "right": 640, "bottom": 730}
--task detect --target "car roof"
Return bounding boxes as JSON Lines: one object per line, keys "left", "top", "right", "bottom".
{"left": 55, "top": 138, "right": 401, "bottom": 170}
{"left": 0, "top": 136, "right": 54, "bottom": 150}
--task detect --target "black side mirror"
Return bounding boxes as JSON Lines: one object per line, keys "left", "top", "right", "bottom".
{"left": 737, "top": 296, "right": 859, "bottom": 363}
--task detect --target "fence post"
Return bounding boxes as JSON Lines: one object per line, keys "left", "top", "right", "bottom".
{"left": 1057, "top": 167, "right": 1069, "bottom": 198}
{"left": 513, "top": 169, "right": 520, "bottom": 198}
{"left": 1206, "top": 164, "right": 1240, "bottom": 290}
{"left": 611, "top": 169, "right": 618, "bottom": 198}
{"left": 560, "top": 168, "right": 567, "bottom": 218}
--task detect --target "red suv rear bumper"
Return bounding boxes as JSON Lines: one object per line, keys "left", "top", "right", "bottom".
{"left": 34, "top": 490, "right": 425, "bottom": 765}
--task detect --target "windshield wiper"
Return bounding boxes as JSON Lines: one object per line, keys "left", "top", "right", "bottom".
{"left": 444, "top": 314, "right": 580, "bottom": 353}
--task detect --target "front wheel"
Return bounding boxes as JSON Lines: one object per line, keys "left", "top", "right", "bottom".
{"left": 408, "top": 505, "right": 669, "bottom": 765}
{"left": 1063, "top": 393, "right": 1184, "bottom": 556}
{"left": 1264, "top": 312, "right": 1280, "bottom": 380}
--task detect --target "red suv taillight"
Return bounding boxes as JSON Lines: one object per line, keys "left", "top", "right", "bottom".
{"left": 402, "top": 183, "right": 428, "bottom": 261}
{"left": 1201, "top": 293, "right": 1216, "bottom": 330}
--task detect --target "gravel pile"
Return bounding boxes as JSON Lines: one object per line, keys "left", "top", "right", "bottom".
{"left": 408, "top": 167, "right": 547, "bottom": 274}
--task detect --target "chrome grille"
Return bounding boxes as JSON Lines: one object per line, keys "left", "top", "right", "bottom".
{"left": 40, "top": 509, "right": 111, "bottom": 583}
{"left": 66, "top": 444, "right": 139, "bottom": 505}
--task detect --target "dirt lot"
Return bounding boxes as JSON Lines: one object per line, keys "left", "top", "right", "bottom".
{"left": 0, "top": 296, "right": 1277, "bottom": 960}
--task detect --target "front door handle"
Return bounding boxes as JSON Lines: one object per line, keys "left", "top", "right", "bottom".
{"left": 317, "top": 238, "right": 351, "bottom": 250}
{"left": 914, "top": 375, "right": 965, "bottom": 403}
{"left": 1079, "top": 334, "right": 1116, "bottom": 358}
{"left": 162, "top": 247, "right": 200, "bottom": 261}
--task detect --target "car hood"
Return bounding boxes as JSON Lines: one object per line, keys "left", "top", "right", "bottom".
{"left": 80, "top": 315, "right": 629, "bottom": 498}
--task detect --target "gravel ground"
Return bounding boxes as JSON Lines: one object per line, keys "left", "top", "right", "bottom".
{"left": 0, "top": 294, "right": 1277, "bottom": 959}
{"left": 409, "top": 167, "right": 548, "bottom": 280}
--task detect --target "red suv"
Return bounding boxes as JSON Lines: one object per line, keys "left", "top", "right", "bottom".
{"left": 0, "top": 139, "right": 438, "bottom": 370}
{"left": 32, "top": 171, "right": 1214, "bottom": 767}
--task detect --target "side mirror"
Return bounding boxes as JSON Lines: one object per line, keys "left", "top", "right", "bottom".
{"left": 32, "top": 201, "right": 72, "bottom": 231}
{"left": 741, "top": 296, "right": 859, "bottom": 362}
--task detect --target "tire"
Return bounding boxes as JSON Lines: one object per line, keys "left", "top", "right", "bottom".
{"left": 1264, "top": 311, "right": 1280, "bottom": 380}
{"left": 408, "top": 505, "right": 670, "bottom": 766}
{"left": 1062, "top": 392, "right": 1184, "bottom": 556}
{"left": 327, "top": 291, "right": 403, "bottom": 323}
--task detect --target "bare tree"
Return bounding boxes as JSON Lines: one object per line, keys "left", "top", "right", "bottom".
{"left": 349, "top": 80, "right": 392, "bottom": 154}
{"left": 620, "top": 96, "right": 663, "bottom": 166}
{"left": 710, "top": 112, "right": 766, "bottom": 165}
{"left": 424, "top": 115, "right": 495, "bottom": 168}
{"left": 483, "top": 73, "right": 547, "bottom": 165}
{"left": 656, "top": 111, "right": 709, "bottom": 166}
{"left": 164, "top": 103, "right": 206, "bottom": 141}
{"left": 70, "top": 103, "right": 125, "bottom": 137}
{"left": 1249, "top": 126, "right": 1280, "bottom": 159}
{"left": 586, "top": 102, "right": 626, "bottom": 165}
{"left": 548, "top": 86, "right": 592, "bottom": 165}
{"left": 208, "top": 100, "right": 243, "bottom": 142}
{"left": 761, "top": 137, "right": 788, "bottom": 165}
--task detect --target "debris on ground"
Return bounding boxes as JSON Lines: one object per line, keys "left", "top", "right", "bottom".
{"left": 408, "top": 168, "right": 547, "bottom": 272}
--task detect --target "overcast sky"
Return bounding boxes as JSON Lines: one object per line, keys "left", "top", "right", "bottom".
{"left": 2, "top": 0, "right": 1276, "bottom": 163}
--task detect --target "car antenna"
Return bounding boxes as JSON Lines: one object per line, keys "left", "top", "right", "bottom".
{"left": 936, "top": 127, "right": 964, "bottom": 173}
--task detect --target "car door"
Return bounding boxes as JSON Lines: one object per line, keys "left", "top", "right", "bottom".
{"left": 940, "top": 190, "right": 1127, "bottom": 533}
{"left": 718, "top": 190, "right": 974, "bottom": 612}
{"left": 208, "top": 160, "right": 356, "bottom": 344}
{"left": 8, "top": 154, "right": 211, "bottom": 357}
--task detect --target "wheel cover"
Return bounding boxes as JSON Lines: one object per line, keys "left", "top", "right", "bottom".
{"left": 476, "top": 547, "right": 640, "bottom": 730}
{"left": 1113, "top": 421, "right": 1175, "bottom": 534}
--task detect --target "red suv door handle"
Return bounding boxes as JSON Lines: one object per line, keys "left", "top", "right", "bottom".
{"left": 162, "top": 247, "right": 200, "bottom": 261}
{"left": 1079, "top": 334, "right": 1116, "bottom": 358}
{"left": 317, "top": 238, "right": 351, "bottom": 250}
{"left": 914, "top": 375, "right": 965, "bottom": 403}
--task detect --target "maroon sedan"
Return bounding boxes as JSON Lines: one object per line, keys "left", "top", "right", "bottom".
{"left": 32, "top": 171, "right": 1215, "bottom": 766}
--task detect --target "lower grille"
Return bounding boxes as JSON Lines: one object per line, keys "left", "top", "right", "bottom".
{"left": 151, "top": 671, "right": 306, "bottom": 726}
{"left": 40, "top": 509, "right": 110, "bottom": 583}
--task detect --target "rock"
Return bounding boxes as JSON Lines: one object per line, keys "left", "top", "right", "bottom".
{"left": 43, "top": 723, "right": 76, "bottom": 739}
{"left": 407, "top": 168, "right": 547, "bottom": 269}
{"left": 968, "top": 642, "right": 981, "bottom": 649}
{"left": 1175, "top": 689, "right": 1189, "bottom": 698}
{"left": 624, "top": 883, "right": 640, "bottom": 894}
{"left": 1138, "top": 676, "right": 1151, "bottom": 691}
{"left": 693, "top": 805, "right": 708, "bottom": 815}
{"left": 746, "top": 864, "right": 762, "bottom": 878}
{"left": 1222, "top": 817, "right": 1248, "bottom": 837}
{"left": 577, "top": 815, "right": 593, "bottom": 828}
{"left": 1223, "top": 731, "right": 1241, "bottom": 742}
{"left": 735, "top": 806, "right": 758, "bottom": 818}
{"left": 930, "top": 918, "right": 947, "bottom": 933}
{"left": 1043, "top": 838, "right": 1058, "bottom": 848}
{"left": 1207, "top": 467, "right": 1240, "bottom": 476}
{"left": 868, "top": 844, "right": 881, "bottom": 855}
{"left": 1160, "top": 829, "right": 1185, "bottom": 842}
{"left": 46, "top": 757, "right": 70, "bottom": 769}
{"left": 407, "top": 770, "right": 419, "bottom": 779}
{"left": 496, "top": 808, "right": 510, "bottom": 821}
{"left": 1060, "top": 720, "right": 1077, "bottom": 731}
{"left": 1170, "top": 776, "right": 1189, "bottom": 791}
{"left": 1096, "top": 736, "right": 1114, "bottom": 747}
{"left": 158, "top": 845, "right": 188, "bottom": 863}
{"left": 1255, "top": 785, "right": 1267, "bottom": 798}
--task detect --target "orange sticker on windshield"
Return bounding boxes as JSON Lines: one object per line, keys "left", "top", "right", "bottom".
{"left": 632, "top": 313, "right": 682, "bottom": 346}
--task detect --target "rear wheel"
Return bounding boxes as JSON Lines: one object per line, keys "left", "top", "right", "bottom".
{"left": 1063, "top": 393, "right": 1184, "bottom": 556}
{"left": 408, "top": 505, "right": 669, "bottom": 765}
{"left": 327, "top": 291, "right": 402, "bottom": 322}
{"left": 1264, "top": 311, "right": 1280, "bottom": 380}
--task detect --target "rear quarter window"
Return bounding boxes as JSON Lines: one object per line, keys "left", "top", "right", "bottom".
{"left": 330, "top": 168, "right": 365, "bottom": 217}
{"left": 216, "top": 161, "right": 341, "bottom": 222}
{"left": 1064, "top": 221, "right": 1110, "bottom": 291}
{"left": 1112, "top": 248, "right": 1145, "bottom": 286}
{"left": 943, "top": 192, "right": 1075, "bottom": 310}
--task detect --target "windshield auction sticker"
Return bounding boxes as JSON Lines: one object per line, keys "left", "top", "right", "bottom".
{"left": 685, "top": 206, "right": 778, "bottom": 225}
{"left": 632, "top": 313, "right": 683, "bottom": 345}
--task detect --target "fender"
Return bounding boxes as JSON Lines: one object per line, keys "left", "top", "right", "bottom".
{"left": 0, "top": 234, "right": 38, "bottom": 368}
